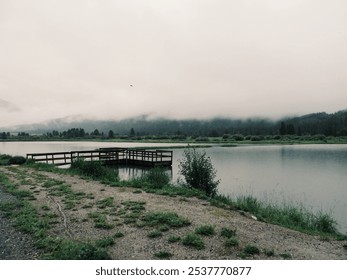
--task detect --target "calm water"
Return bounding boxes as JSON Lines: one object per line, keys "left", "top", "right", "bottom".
{"left": 1, "top": 141, "right": 347, "bottom": 233}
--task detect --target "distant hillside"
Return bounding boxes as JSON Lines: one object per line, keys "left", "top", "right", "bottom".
{"left": 2, "top": 109, "right": 347, "bottom": 137}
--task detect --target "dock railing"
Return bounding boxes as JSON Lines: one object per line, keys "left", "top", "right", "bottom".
{"left": 26, "top": 148, "right": 173, "bottom": 167}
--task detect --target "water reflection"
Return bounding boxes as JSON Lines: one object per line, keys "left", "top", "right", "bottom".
{"left": 115, "top": 165, "right": 173, "bottom": 181}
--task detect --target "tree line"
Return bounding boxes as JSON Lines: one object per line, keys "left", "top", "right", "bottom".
{"left": 2, "top": 109, "right": 347, "bottom": 140}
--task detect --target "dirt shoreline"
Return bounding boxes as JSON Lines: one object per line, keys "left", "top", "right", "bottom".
{"left": 1, "top": 166, "right": 346, "bottom": 260}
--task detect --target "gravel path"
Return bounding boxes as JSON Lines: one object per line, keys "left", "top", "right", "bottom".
{"left": 0, "top": 187, "right": 40, "bottom": 260}
{"left": 1, "top": 166, "right": 347, "bottom": 260}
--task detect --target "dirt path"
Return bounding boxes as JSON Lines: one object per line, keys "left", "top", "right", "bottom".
{"left": 1, "top": 166, "right": 346, "bottom": 260}
{"left": 0, "top": 186, "right": 40, "bottom": 259}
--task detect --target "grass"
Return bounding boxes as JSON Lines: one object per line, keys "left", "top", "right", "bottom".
{"left": 182, "top": 233, "right": 205, "bottom": 250}
{"left": 243, "top": 245, "right": 260, "bottom": 255}
{"left": 147, "top": 230, "right": 163, "bottom": 238}
{"left": 221, "top": 227, "right": 236, "bottom": 238}
{"left": 42, "top": 238, "right": 111, "bottom": 260}
{"left": 195, "top": 224, "right": 215, "bottom": 236}
{"left": 0, "top": 171, "right": 112, "bottom": 260}
{"left": 279, "top": 253, "right": 292, "bottom": 259}
{"left": 142, "top": 211, "right": 191, "bottom": 228}
{"left": 168, "top": 235, "right": 181, "bottom": 243}
{"left": 224, "top": 237, "right": 239, "bottom": 248}
{"left": 121, "top": 172, "right": 345, "bottom": 239}
{"left": 70, "top": 159, "right": 119, "bottom": 183}
{"left": 95, "top": 236, "right": 115, "bottom": 248}
{"left": 88, "top": 212, "right": 114, "bottom": 229}
{"left": 154, "top": 251, "right": 173, "bottom": 259}
{"left": 2, "top": 156, "right": 346, "bottom": 260}
{"left": 142, "top": 167, "right": 171, "bottom": 189}
{"left": 96, "top": 197, "right": 115, "bottom": 209}
{"left": 228, "top": 195, "right": 344, "bottom": 238}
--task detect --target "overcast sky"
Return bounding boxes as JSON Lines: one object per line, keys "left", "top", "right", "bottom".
{"left": 1, "top": 0, "right": 347, "bottom": 127}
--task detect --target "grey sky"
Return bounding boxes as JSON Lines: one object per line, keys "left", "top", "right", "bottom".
{"left": 1, "top": 0, "right": 347, "bottom": 127}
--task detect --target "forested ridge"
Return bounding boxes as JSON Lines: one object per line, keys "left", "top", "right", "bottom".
{"left": 2, "top": 109, "right": 347, "bottom": 139}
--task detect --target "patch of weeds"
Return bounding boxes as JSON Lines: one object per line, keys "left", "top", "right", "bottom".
{"left": 154, "top": 251, "right": 173, "bottom": 259}
{"left": 123, "top": 218, "right": 137, "bottom": 224}
{"left": 147, "top": 230, "right": 163, "bottom": 238}
{"left": 113, "top": 232, "right": 125, "bottom": 238}
{"left": 142, "top": 211, "right": 191, "bottom": 228}
{"left": 243, "top": 245, "right": 260, "bottom": 256}
{"left": 279, "top": 253, "right": 292, "bottom": 259}
{"left": 220, "top": 227, "right": 236, "bottom": 238}
{"left": 88, "top": 212, "right": 114, "bottom": 229}
{"left": 15, "top": 190, "right": 35, "bottom": 200}
{"left": 124, "top": 212, "right": 141, "bottom": 219}
{"left": 95, "top": 236, "right": 115, "bottom": 248}
{"left": 20, "top": 179, "right": 34, "bottom": 185}
{"left": 168, "top": 235, "right": 181, "bottom": 243}
{"left": 133, "top": 190, "right": 142, "bottom": 194}
{"left": 264, "top": 248, "right": 275, "bottom": 257}
{"left": 42, "top": 179, "right": 64, "bottom": 189}
{"left": 64, "top": 200, "right": 76, "bottom": 210}
{"left": 158, "top": 225, "right": 170, "bottom": 232}
{"left": 224, "top": 237, "right": 239, "bottom": 248}
{"left": 70, "top": 159, "right": 119, "bottom": 183}
{"left": 43, "top": 238, "right": 111, "bottom": 260}
{"left": 182, "top": 233, "right": 205, "bottom": 250}
{"left": 96, "top": 197, "right": 115, "bottom": 209}
{"left": 195, "top": 224, "right": 215, "bottom": 236}
{"left": 142, "top": 167, "right": 171, "bottom": 189}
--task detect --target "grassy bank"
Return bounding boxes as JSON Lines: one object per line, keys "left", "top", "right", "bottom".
{"left": 1, "top": 160, "right": 346, "bottom": 260}
{"left": 0, "top": 171, "right": 112, "bottom": 259}
{"left": 24, "top": 160, "right": 346, "bottom": 239}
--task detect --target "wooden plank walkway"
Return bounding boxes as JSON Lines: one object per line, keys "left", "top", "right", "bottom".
{"left": 26, "top": 148, "right": 173, "bottom": 167}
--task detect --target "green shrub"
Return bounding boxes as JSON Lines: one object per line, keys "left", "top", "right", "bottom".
{"left": 168, "top": 235, "right": 181, "bottom": 243}
{"left": 154, "top": 251, "right": 173, "bottom": 259}
{"left": 182, "top": 233, "right": 205, "bottom": 250}
{"left": 0, "top": 154, "right": 12, "bottom": 165}
{"left": 8, "top": 156, "right": 27, "bottom": 165}
{"left": 147, "top": 230, "right": 163, "bottom": 238}
{"left": 142, "top": 211, "right": 191, "bottom": 228}
{"left": 45, "top": 239, "right": 111, "bottom": 260}
{"left": 178, "top": 148, "right": 220, "bottom": 197}
{"left": 143, "top": 167, "right": 170, "bottom": 189}
{"left": 195, "top": 224, "right": 215, "bottom": 236}
{"left": 225, "top": 237, "right": 239, "bottom": 247}
{"left": 70, "top": 159, "right": 118, "bottom": 182}
{"left": 220, "top": 227, "right": 236, "bottom": 238}
{"left": 243, "top": 245, "right": 260, "bottom": 255}
{"left": 95, "top": 236, "right": 115, "bottom": 248}
{"left": 232, "top": 134, "right": 244, "bottom": 141}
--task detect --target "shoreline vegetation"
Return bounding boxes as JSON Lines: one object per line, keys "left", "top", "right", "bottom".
{"left": 1, "top": 134, "right": 347, "bottom": 145}
{"left": 0, "top": 153, "right": 346, "bottom": 260}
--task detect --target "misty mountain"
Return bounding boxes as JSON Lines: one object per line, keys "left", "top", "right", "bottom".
{"left": 2, "top": 109, "right": 347, "bottom": 137}
{"left": 0, "top": 98, "right": 20, "bottom": 112}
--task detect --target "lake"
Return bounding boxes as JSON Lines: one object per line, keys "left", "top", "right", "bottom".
{"left": 1, "top": 141, "right": 347, "bottom": 233}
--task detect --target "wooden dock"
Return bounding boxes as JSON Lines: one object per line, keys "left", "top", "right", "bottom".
{"left": 26, "top": 148, "right": 173, "bottom": 167}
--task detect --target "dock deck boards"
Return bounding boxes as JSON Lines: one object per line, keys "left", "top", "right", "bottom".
{"left": 26, "top": 148, "right": 173, "bottom": 167}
